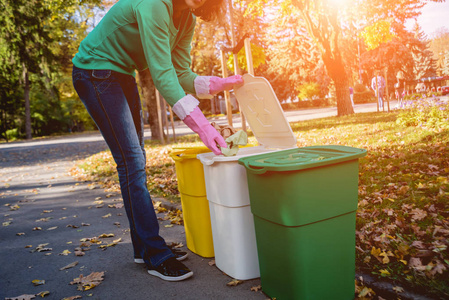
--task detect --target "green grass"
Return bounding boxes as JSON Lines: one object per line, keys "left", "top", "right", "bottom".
{"left": 71, "top": 110, "right": 449, "bottom": 298}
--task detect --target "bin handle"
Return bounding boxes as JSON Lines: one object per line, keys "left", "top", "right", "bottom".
{"left": 170, "top": 153, "right": 199, "bottom": 161}
{"left": 241, "top": 160, "right": 268, "bottom": 175}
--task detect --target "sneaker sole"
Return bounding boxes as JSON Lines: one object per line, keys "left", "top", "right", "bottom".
{"left": 147, "top": 269, "right": 193, "bottom": 281}
{"left": 135, "top": 253, "right": 187, "bottom": 264}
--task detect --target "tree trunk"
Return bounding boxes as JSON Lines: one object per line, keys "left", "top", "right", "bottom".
{"left": 322, "top": 55, "right": 354, "bottom": 116}
{"left": 137, "top": 69, "right": 165, "bottom": 141}
{"left": 23, "top": 64, "right": 32, "bottom": 140}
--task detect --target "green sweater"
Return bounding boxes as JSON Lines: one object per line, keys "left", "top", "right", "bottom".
{"left": 72, "top": 0, "right": 198, "bottom": 106}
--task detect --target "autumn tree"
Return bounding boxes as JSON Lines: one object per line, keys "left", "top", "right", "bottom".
{"left": 429, "top": 28, "right": 449, "bottom": 76}
{"left": 287, "top": 0, "right": 354, "bottom": 115}
{"left": 262, "top": 7, "right": 327, "bottom": 102}
{"left": 411, "top": 22, "right": 437, "bottom": 79}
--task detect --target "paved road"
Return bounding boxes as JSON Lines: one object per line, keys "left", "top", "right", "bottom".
{"left": 0, "top": 100, "right": 398, "bottom": 161}
{"left": 1, "top": 100, "right": 435, "bottom": 300}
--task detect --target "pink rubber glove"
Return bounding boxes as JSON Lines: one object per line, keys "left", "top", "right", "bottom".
{"left": 183, "top": 107, "right": 227, "bottom": 155}
{"left": 209, "top": 75, "right": 244, "bottom": 95}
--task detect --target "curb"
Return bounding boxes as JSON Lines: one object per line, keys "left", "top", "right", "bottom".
{"left": 153, "top": 196, "right": 182, "bottom": 212}
{"left": 356, "top": 272, "right": 437, "bottom": 300}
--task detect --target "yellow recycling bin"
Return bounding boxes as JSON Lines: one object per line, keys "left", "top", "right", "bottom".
{"left": 170, "top": 147, "right": 214, "bottom": 258}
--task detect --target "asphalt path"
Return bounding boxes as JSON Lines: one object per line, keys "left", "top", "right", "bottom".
{"left": 1, "top": 100, "right": 433, "bottom": 300}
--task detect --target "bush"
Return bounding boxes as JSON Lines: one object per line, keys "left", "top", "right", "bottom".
{"left": 281, "top": 98, "right": 335, "bottom": 111}
{"left": 354, "top": 83, "right": 367, "bottom": 93}
{"left": 396, "top": 97, "right": 449, "bottom": 131}
{"left": 404, "top": 93, "right": 425, "bottom": 101}
{"left": 5, "top": 128, "right": 21, "bottom": 141}
{"left": 354, "top": 90, "right": 376, "bottom": 104}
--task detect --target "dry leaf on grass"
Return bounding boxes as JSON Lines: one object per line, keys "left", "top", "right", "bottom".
{"left": 70, "top": 271, "right": 105, "bottom": 291}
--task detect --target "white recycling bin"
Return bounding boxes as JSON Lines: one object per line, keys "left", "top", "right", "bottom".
{"left": 197, "top": 74, "right": 297, "bottom": 280}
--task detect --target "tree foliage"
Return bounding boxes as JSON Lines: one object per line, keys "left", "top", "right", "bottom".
{"left": 0, "top": 0, "right": 102, "bottom": 140}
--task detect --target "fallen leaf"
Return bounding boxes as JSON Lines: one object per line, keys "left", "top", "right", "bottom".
{"left": 61, "top": 296, "right": 82, "bottom": 300}
{"left": 98, "top": 233, "right": 114, "bottom": 238}
{"left": 33, "top": 227, "right": 42, "bottom": 231}
{"left": 398, "top": 185, "right": 410, "bottom": 195}
{"left": 208, "top": 260, "right": 215, "bottom": 266}
{"left": 226, "top": 279, "right": 243, "bottom": 286}
{"left": 3, "top": 221, "right": 12, "bottom": 226}
{"left": 5, "top": 294, "right": 36, "bottom": 300}
{"left": 10, "top": 204, "right": 20, "bottom": 211}
{"left": 70, "top": 271, "right": 105, "bottom": 291}
{"left": 358, "top": 286, "right": 375, "bottom": 297}
{"left": 47, "top": 227, "right": 58, "bottom": 231}
{"left": 250, "top": 285, "right": 262, "bottom": 292}
{"left": 102, "top": 213, "right": 111, "bottom": 218}
{"left": 32, "top": 279, "right": 45, "bottom": 286}
{"left": 410, "top": 208, "right": 427, "bottom": 221}
{"left": 59, "top": 250, "right": 71, "bottom": 256}
{"left": 16, "top": 232, "right": 25, "bottom": 236}
{"left": 393, "top": 286, "right": 404, "bottom": 293}
{"left": 60, "top": 261, "right": 79, "bottom": 271}
{"left": 36, "top": 291, "right": 50, "bottom": 297}
{"left": 164, "top": 224, "right": 173, "bottom": 228}
{"left": 35, "top": 217, "right": 51, "bottom": 222}
{"left": 31, "top": 244, "right": 52, "bottom": 253}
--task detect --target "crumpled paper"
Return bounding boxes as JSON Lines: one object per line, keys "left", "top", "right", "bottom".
{"left": 211, "top": 122, "right": 248, "bottom": 156}
{"left": 211, "top": 122, "right": 236, "bottom": 139}
{"left": 221, "top": 130, "right": 248, "bottom": 156}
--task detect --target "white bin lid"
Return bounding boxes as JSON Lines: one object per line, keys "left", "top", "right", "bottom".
{"left": 234, "top": 74, "right": 297, "bottom": 149}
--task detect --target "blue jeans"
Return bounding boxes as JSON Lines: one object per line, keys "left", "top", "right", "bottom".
{"left": 376, "top": 91, "right": 384, "bottom": 109}
{"left": 72, "top": 66, "right": 174, "bottom": 267}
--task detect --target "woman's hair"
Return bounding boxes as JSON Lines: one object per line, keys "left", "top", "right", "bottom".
{"left": 193, "top": 0, "right": 225, "bottom": 22}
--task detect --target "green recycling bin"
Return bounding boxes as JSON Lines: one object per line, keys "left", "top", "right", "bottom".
{"left": 238, "top": 145, "right": 367, "bottom": 300}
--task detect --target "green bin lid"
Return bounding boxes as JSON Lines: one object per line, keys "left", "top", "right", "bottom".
{"left": 238, "top": 145, "right": 367, "bottom": 174}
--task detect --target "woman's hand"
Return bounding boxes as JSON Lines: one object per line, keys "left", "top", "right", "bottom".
{"left": 209, "top": 75, "right": 244, "bottom": 95}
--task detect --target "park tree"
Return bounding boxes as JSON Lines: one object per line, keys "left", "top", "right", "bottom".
{"left": 0, "top": 0, "right": 54, "bottom": 139}
{"left": 429, "top": 28, "right": 449, "bottom": 76}
{"left": 0, "top": 0, "right": 102, "bottom": 140}
{"left": 411, "top": 22, "right": 437, "bottom": 80}
{"left": 289, "top": 0, "right": 356, "bottom": 115}
{"left": 260, "top": 3, "right": 327, "bottom": 102}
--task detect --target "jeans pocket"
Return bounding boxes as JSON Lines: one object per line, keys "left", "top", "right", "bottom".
{"left": 72, "top": 69, "right": 84, "bottom": 83}
{"left": 91, "top": 70, "right": 114, "bottom": 94}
